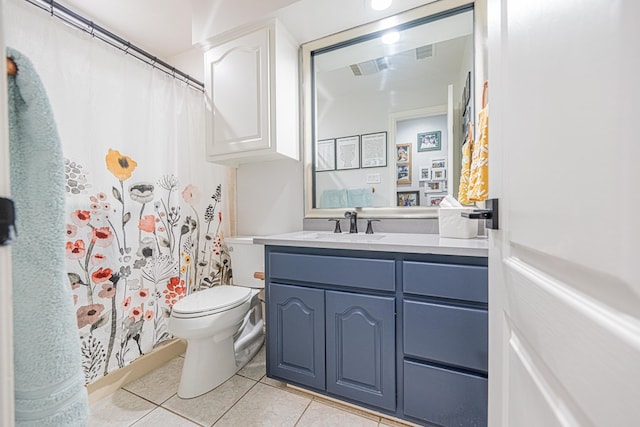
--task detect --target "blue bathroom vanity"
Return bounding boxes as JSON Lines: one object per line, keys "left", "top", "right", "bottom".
{"left": 255, "top": 232, "right": 489, "bottom": 427}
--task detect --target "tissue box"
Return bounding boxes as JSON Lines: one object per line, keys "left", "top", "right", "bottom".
{"left": 438, "top": 208, "right": 478, "bottom": 239}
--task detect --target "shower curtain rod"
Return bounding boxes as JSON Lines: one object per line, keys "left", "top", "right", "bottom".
{"left": 23, "top": 0, "right": 205, "bottom": 92}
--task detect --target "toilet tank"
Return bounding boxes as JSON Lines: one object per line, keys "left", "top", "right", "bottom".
{"left": 225, "top": 236, "right": 265, "bottom": 289}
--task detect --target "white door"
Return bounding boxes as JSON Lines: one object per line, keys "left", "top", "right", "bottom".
{"left": 0, "top": 0, "right": 15, "bottom": 423}
{"left": 487, "top": 0, "right": 640, "bottom": 426}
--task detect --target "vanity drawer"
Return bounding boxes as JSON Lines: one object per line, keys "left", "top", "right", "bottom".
{"left": 403, "top": 360, "right": 487, "bottom": 426}
{"left": 269, "top": 252, "right": 395, "bottom": 291}
{"left": 404, "top": 300, "right": 487, "bottom": 372}
{"left": 403, "top": 261, "right": 487, "bottom": 303}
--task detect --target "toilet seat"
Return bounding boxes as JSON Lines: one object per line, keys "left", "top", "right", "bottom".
{"left": 171, "top": 286, "right": 252, "bottom": 319}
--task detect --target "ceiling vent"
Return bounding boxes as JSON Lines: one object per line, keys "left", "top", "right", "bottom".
{"left": 415, "top": 44, "right": 434, "bottom": 60}
{"left": 349, "top": 57, "right": 390, "bottom": 76}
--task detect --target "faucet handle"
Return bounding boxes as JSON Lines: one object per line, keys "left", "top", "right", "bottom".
{"left": 365, "top": 219, "right": 380, "bottom": 234}
{"left": 328, "top": 218, "right": 342, "bottom": 233}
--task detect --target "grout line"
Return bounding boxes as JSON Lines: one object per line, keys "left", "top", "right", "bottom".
{"left": 121, "top": 384, "right": 175, "bottom": 408}
{"left": 114, "top": 389, "right": 158, "bottom": 427}
{"left": 155, "top": 405, "right": 208, "bottom": 427}
{"left": 293, "top": 398, "right": 314, "bottom": 427}
{"left": 207, "top": 377, "right": 260, "bottom": 427}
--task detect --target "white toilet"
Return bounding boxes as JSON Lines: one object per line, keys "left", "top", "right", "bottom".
{"left": 168, "top": 236, "right": 265, "bottom": 398}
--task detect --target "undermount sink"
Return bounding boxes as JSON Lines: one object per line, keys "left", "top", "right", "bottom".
{"left": 311, "top": 232, "right": 386, "bottom": 241}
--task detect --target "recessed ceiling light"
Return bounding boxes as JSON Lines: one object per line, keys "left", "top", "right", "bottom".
{"left": 381, "top": 30, "right": 399, "bottom": 45}
{"left": 370, "top": 0, "right": 393, "bottom": 11}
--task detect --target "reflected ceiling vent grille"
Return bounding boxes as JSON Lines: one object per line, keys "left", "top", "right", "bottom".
{"left": 415, "top": 44, "right": 434, "bottom": 60}
{"left": 349, "top": 57, "right": 389, "bottom": 76}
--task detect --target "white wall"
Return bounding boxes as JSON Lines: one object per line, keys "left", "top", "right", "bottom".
{"left": 169, "top": 46, "right": 205, "bottom": 83}
{"left": 236, "top": 159, "right": 304, "bottom": 236}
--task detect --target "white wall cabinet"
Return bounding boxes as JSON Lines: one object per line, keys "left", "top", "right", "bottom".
{"left": 203, "top": 19, "right": 299, "bottom": 166}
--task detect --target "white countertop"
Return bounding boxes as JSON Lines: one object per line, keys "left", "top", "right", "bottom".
{"left": 254, "top": 231, "right": 488, "bottom": 258}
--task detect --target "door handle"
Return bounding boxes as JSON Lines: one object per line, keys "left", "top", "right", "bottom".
{"left": 0, "top": 197, "right": 17, "bottom": 246}
{"left": 460, "top": 198, "right": 499, "bottom": 230}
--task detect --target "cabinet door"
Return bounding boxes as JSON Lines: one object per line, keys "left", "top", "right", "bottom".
{"left": 205, "top": 26, "right": 270, "bottom": 156}
{"left": 267, "top": 283, "right": 325, "bottom": 390}
{"left": 326, "top": 291, "right": 396, "bottom": 411}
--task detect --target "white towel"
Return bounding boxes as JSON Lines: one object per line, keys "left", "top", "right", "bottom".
{"left": 7, "top": 47, "right": 88, "bottom": 426}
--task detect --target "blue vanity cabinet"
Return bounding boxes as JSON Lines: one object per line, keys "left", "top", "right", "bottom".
{"left": 402, "top": 260, "right": 489, "bottom": 426}
{"left": 267, "top": 283, "right": 325, "bottom": 390}
{"left": 326, "top": 290, "right": 396, "bottom": 412}
{"left": 265, "top": 245, "right": 488, "bottom": 426}
{"left": 265, "top": 247, "right": 396, "bottom": 412}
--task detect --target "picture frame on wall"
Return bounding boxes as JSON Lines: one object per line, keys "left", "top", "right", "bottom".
{"left": 419, "top": 166, "right": 431, "bottom": 181}
{"left": 315, "top": 139, "right": 336, "bottom": 171}
{"left": 397, "top": 190, "right": 420, "bottom": 207}
{"left": 336, "top": 135, "right": 360, "bottom": 170}
{"left": 427, "top": 194, "right": 447, "bottom": 207}
{"left": 361, "top": 132, "right": 387, "bottom": 168}
{"left": 397, "top": 163, "right": 411, "bottom": 185}
{"left": 417, "top": 131, "right": 441, "bottom": 152}
{"left": 396, "top": 143, "right": 411, "bottom": 164}
{"left": 431, "top": 167, "right": 447, "bottom": 180}
{"left": 431, "top": 158, "right": 446, "bottom": 169}
{"left": 462, "top": 71, "right": 471, "bottom": 109}
{"left": 424, "top": 180, "right": 444, "bottom": 193}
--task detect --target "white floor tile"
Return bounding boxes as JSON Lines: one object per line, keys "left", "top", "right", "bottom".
{"left": 162, "top": 374, "right": 256, "bottom": 426}
{"left": 123, "top": 356, "right": 184, "bottom": 404}
{"left": 213, "top": 382, "right": 311, "bottom": 426}
{"left": 89, "top": 389, "right": 155, "bottom": 426}
{"left": 296, "top": 401, "right": 379, "bottom": 427}
{"left": 131, "top": 407, "right": 201, "bottom": 427}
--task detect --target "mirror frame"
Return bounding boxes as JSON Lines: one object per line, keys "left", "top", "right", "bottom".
{"left": 302, "top": 0, "right": 475, "bottom": 219}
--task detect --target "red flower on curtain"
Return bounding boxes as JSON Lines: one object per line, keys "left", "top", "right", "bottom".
{"left": 71, "top": 210, "right": 91, "bottom": 227}
{"left": 90, "top": 227, "right": 114, "bottom": 247}
{"left": 65, "top": 240, "right": 86, "bottom": 259}
{"left": 92, "top": 267, "right": 113, "bottom": 283}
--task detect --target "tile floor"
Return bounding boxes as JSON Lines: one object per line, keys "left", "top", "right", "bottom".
{"left": 89, "top": 344, "right": 413, "bottom": 427}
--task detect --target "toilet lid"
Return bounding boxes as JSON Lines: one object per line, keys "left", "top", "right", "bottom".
{"left": 171, "top": 286, "right": 252, "bottom": 316}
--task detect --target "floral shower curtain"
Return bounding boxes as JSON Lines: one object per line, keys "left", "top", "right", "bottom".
{"left": 6, "top": 0, "right": 232, "bottom": 383}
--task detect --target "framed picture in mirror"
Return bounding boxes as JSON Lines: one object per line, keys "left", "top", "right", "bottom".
{"left": 431, "top": 158, "right": 446, "bottom": 169}
{"left": 427, "top": 194, "right": 446, "bottom": 207}
{"left": 336, "top": 136, "right": 360, "bottom": 170}
{"left": 397, "top": 190, "right": 419, "bottom": 207}
{"left": 316, "top": 139, "right": 336, "bottom": 171}
{"left": 397, "top": 163, "right": 411, "bottom": 185}
{"left": 361, "top": 132, "right": 387, "bottom": 168}
{"left": 396, "top": 143, "right": 411, "bottom": 164}
{"left": 417, "top": 131, "right": 441, "bottom": 152}
{"left": 424, "top": 180, "right": 445, "bottom": 193}
{"left": 431, "top": 167, "right": 447, "bottom": 180}
{"left": 419, "top": 166, "right": 431, "bottom": 181}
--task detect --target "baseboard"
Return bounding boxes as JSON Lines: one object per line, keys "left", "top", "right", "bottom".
{"left": 286, "top": 384, "right": 419, "bottom": 427}
{"left": 86, "top": 339, "right": 186, "bottom": 404}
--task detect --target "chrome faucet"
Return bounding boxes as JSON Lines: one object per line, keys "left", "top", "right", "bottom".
{"left": 344, "top": 211, "right": 358, "bottom": 233}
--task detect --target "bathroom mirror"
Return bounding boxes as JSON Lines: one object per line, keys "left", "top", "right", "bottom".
{"left": 302, "top": 0, "right": 474, "bottom": 218}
